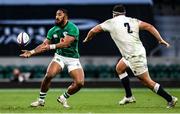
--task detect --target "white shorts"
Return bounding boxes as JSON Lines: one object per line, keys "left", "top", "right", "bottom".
{"left": 122, "top": 55, "right": 148, "bottom": 76}
{"left": 52, "top": 53, "right": 82, "bottom": 72}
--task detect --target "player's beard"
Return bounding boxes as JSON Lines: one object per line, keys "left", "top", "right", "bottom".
{"left": 55, "top": 17, "right": 65, "bottom": 27}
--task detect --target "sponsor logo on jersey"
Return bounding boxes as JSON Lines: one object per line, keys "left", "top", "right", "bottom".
{"left": 63, "top": 32, "right": 68, "bottom": 37}
{"left": 53, "top": 34, "right": 58, "bottom": 39}
{"left": 56, "top": 58, "right": 61, "bottom": 62}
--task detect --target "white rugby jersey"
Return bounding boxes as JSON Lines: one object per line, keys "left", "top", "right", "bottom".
{"left": 100, "top": 15, "right": 146, "bottom": 58}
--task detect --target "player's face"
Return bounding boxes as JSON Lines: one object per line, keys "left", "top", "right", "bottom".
{"left": 55, "top": 10, "right": 66, "bottom": 25}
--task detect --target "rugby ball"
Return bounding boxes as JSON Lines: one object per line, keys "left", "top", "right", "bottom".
{"left": 17, "top": 32, "right": 30, "bottom": 46}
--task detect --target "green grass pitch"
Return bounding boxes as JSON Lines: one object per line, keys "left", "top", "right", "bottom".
{"left": 0, "top": 88, "right": 179, "bottom": 113}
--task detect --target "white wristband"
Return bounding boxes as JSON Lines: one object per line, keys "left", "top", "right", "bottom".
{"left": 49, "top": 44, "right": 56, "bottom": 50}
{"left": 30, "top": 50, "right": 35, "bottom": 54}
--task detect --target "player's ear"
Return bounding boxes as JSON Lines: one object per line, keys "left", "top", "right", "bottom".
{"left": 65, "top": 14, "right": 68, "bottom": 20}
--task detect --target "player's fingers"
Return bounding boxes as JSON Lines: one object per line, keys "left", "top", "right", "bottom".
{"left": 160, "top": 41, "right": 170, "bottom": 48}
{"left": 162, "top": 41, "right": 170, "bottom": 47}
{"left": 166, "top": 43, "right": 170, "bottom": 48}
{"left": 21, "top": 50, "right": 27, "bottom": 52}
{"left": 83, "top": 39, "right": 87, "bottom": 43}
{"left": 20, "top": 55, "right": 29, "bottom": 58}
{"left": 19, "top": 54, "right": 25, "bottom": 57}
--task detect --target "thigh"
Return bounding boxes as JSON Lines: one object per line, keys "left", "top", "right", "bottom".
{"left": 69, "top": 68, "right": 84, "bottom": 82}
{"left": 46, "top": 61, "right": 63, "bottom": 78}
{"left": 52, "top": 53, "right": 65, "bottom": 70}
{"left": 63, "top": 57, "right": 84, "bottom": 80}
{"left": 128, "top": 55, "right": 148, "bottom": 76}
{"left": 65, "top": 57, "right": 82, "bottom": 73}
{"left": 116, "top": 58, "right": 128, "bottom": 73}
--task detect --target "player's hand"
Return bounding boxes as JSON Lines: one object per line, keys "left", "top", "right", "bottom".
{"left": 19, "top": 50, "right": 32, "bottom": 58}
{"left": 83, "top": 37, "right": 90, "bottom": 43}
{"left": 159, "top": 40, "right": 170, "bottom": 48}
{"left": 41, "top": 44, "right": 50, "bottom": 51}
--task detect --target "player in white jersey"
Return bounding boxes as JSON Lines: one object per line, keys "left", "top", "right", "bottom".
{"left": 83, "top": 5, "right": 178, "bottom": 108}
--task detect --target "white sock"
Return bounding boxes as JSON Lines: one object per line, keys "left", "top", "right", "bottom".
{"left": 61, "top": 94, "right": 66, "bottom": 99}
{"left": 119, "top": 72, "right": 128, "bottom": 79}
{"left": 153, "top": 83, "right": 160, "bottom": 93}
{"left": 39, "top": 92, "right": 46, "bottom": 102}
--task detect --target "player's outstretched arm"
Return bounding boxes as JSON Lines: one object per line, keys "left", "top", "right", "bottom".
{"left": 40, "top": 35, "right": 75, "bottom": 51}
{"left": 20, "top": 39, "right": 51, "bottom": 58}
{"left": 83, "top": 25, "right": 103, "bottom": 43}
{"left": 139, "top": 21, "right": 170, "bottom": 47}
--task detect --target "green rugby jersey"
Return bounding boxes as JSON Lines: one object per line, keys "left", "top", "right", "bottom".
{"left": 47, "top": 21, "right": 80, "bottom": 58}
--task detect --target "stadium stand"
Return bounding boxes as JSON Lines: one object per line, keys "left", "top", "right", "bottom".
{"left": 0, "top": 64, "right": 179, "bottom": 80}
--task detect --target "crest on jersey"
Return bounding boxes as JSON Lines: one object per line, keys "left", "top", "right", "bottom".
{"left": 53, "top": 34, "right": 58, "bottom": 39}
{"left": 63, "top": 31, "right": 68, "bottom": 37}
{"left": 56, "top": 58, "right": 61, "bottom": 62}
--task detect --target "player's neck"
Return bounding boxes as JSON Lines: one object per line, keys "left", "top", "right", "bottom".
{"left": 113, "top": 14, "right": 125, "bottom": 18}
{"left": 117, "top": 14, "right": 125, "bottom": 16}
{"left": 60, "top": 20, "right": 68, "bottom": 28}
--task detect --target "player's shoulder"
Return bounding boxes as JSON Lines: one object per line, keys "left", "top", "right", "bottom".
{"left": 48, "top": 26, "right": 60, "bottom": 33}
{"left": 126, "top": 16, "right": 140, "bottom": 22}
{"left": 103, "top": 18, "right": 114, "bottom": 25}
{"left": 67, "top": 21, "right": 78, "bottom": 29}
{"left": 66, "top": 21, "right": 79, "bottom": 33}
{"left": 47, "top": 26, "right": 60, "bottom": 38}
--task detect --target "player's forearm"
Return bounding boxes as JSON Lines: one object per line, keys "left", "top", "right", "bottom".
{"left": 47, "top": 42, "right": 70, "bottom": 50}
{"left": 85, "top": 30, "right": 97, "bottom": 41}
{"left": 147, "top": 25, "right": 164, "bottom": 42}
{"left": 55, "top": 42, "right": 70, "bottom": 49}
{"left": 30, "top": 43, "right": 46, "bottom": 55}
{"left": 84, "top": 25, "right": 103, "bottom": 43}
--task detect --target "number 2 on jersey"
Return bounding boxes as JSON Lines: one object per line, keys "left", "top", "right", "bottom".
{"left": 124, "top": 23, "right": 133, "bottom": 33}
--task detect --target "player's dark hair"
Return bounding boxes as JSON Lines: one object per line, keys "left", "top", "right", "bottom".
{"left": 58, "top": 8, "right": 68, "bottom": 17}
{"left": 113, "top": 4, "right": 126, "bottom": 14}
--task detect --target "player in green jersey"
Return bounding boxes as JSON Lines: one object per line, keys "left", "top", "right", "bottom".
{"left": 20, "top": 8, "right": 84, "bottom": 108}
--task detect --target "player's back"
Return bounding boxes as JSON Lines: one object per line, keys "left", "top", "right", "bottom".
{"left": 100, "top": 15, "right": 146, "bottom": 57}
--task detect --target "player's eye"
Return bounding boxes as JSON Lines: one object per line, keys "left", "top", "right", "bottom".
{"left": 56, "top": 12, "right": 61, "bottom": 16}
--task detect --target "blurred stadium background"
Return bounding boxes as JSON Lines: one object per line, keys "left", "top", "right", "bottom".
{"left": 0, "top": 0, "right": 180, "bottom": 88}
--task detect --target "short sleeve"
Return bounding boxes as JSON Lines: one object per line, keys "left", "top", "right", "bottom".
{"left": 67, "top": 26, "right": 79, "bottom": 39}
{"left": 99, "top": 19, "right": 111, "bottom": 31}
{"left": 133, "top": 18, "right": 142, "bottom": 25}
{"left": 46, "top": 27, "right": 54, "bottom": 40}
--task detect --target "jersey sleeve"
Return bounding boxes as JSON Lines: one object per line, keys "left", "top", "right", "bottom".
{"left": 134, "top": 18, "right": 142, "bottom": 25}
{"left": 67, "top": 25, "right": 79, "bottom": 40}
{"left": 46, "top": 27, "right": 54, "bottom": 40}
{"left": 99, "top": 19, "right": 111, "bottom": 31}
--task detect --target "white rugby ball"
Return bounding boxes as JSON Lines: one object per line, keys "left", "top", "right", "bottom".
{"left": 17, "top": 32, "right": 30, "bottom": 46}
